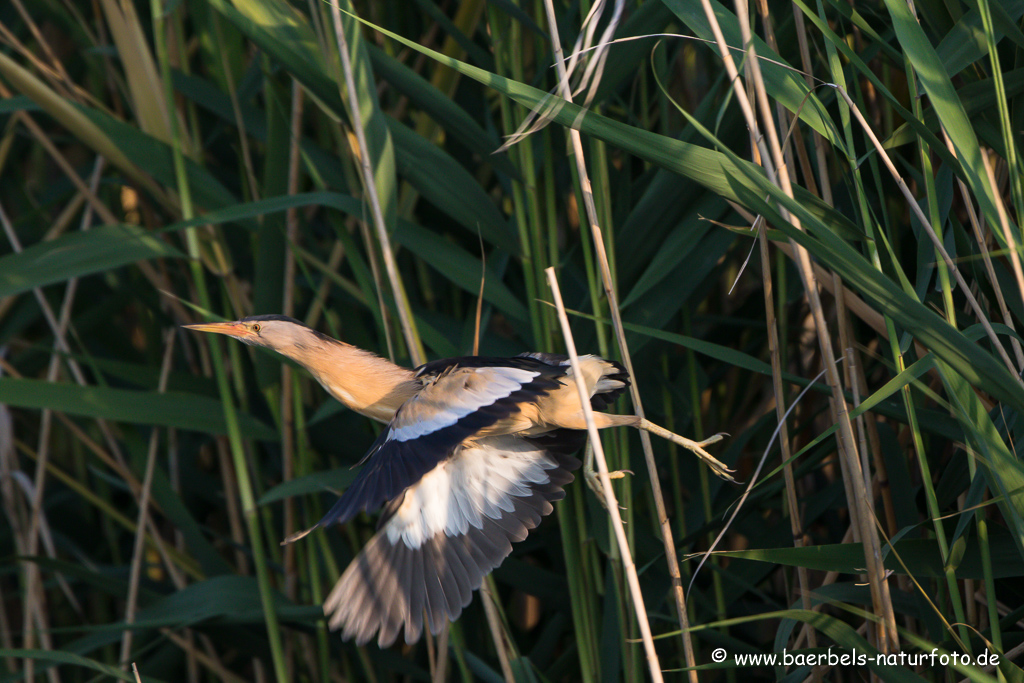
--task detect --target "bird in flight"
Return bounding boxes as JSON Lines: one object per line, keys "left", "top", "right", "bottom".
{"left": 185, "top": 315, "right": 730, "bottom": 647}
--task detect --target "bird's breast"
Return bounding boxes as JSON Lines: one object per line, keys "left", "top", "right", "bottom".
{"left": 318, "top": 377, "right": 419, "bottom": 424}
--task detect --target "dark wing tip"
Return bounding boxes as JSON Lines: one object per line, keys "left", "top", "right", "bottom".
{"left": 323, "top": 432, "right": 582, "bottom": 647}
{"left": 324, "top": 478, "right": 572, "bottom": 646}
{"left": 324, "top": 532, "right": 480, "bottom": 648}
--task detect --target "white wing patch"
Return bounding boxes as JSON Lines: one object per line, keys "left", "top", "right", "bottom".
{"left": 384, "top": 439, "right": 558, "bottom": 549}
{"left": 390, "top": 367, "right": 540, "bottom": 443}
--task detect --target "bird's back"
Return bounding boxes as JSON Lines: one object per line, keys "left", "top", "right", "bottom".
{"left": 417, "top": 352, "right": 630, "bottom": 409}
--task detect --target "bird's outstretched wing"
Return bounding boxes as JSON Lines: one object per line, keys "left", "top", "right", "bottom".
{"left": 322, "top": 433, "right": 582, "bottom": 646}
{"left": 285, "top": 358, "right": 565, "bottom": 542}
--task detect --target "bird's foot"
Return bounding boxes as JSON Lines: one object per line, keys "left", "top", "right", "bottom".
{"left": 585, "top": 469, "right": 631, "bottom": 511}
{"left": 672, "top": 433, "right": 734, "bottom": 481}
{"left": 639, "top": 420, "right": 734, "bottom": 481}
{"left": 583, "top": 444, "right": 631, "bottom": 510}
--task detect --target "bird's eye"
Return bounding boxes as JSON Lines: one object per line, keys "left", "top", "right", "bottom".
{"left": 252, "top": 323, "right": 261, "bottom": 333}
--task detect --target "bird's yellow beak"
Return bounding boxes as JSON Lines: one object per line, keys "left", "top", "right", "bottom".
{"left": 182, "top": 321, "right": 256, "bottom": 340}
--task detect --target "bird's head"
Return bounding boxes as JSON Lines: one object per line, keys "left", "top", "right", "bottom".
{"left": 183, "top": 315, "right": 327, "bottom": 355}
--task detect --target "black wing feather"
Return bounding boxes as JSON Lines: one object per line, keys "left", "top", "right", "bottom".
{"left": 323, "top": 440, "right": 581, "bottom": 647}
{"left": 299, "top": 370, "right": 565, "bottom": 535}
{"left": 415, "top": 354, "right": 562, "bottom": 378}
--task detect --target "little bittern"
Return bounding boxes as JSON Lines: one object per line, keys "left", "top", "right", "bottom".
{"left": 185, "top": 315, "right": 730, "bottom": 647}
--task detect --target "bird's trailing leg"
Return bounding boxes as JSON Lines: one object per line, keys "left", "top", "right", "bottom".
{"left": 579, "top": 412, "right": 733, "bottom": 482}
{"left": 638, "top": 419, "right": 733, "bottom": 481}
{"left": 582, "top": 441, "right": 631, "bottom": 508}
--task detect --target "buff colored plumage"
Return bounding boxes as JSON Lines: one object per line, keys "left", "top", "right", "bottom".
{"left": 184, "top": 315, "right": 730, "bottom": 647}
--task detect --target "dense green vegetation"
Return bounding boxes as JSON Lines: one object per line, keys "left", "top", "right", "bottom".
{"left": 1, "top": 0, "right": 1023, "bottom": 680}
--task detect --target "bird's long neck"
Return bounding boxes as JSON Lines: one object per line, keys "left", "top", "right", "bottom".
{"left": 284, "top": 338, "right": 418, "bottom": 424}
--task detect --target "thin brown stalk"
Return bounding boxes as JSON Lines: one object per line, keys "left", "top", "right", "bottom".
{"left": 432, "top": 626, "right": 450, "bottom": 683}
{"left": 2, "top": 157, "right": 106, "bottom": 682}
{"left": 6, "top": 0, "right": 70, "bottom": 86}
{"left": 0, "top": 396, "right": 17, "bottom": 670}
{"left": 479, "top": 579, "right": 515, "bottom": 683}
{"left": 120, "top": 330, "right": 175, "bottom": 666}
{"left": 278, "top": 78, "right": 305, "bottom": 682}
{"left": 42, "top": 192, "right": 86, "bottom": 242}
{"left": 214, "top": 16, "right": 260, "bottom": 202}
{"left": 328, "top": 3, "right": 423, "bottom": 367}
{"left": 0, "top": 20, "right": 79, "bottom": 104}
{"left": 7, "top": 470, "right": 59, "bottom": 683}
{"left": 790, "top": 8, "right": 833, "bottom": 207}
{"left": 982, "top": 149, "right": 1024, "bottom": 342}
{"left": 834, "top": 86, "right": 1019, "bottom": 382}
{"left": 738, "top": 232, "right": 888, "bottom": 337}
{"left": 546, "top": 268, "right": 665, "bottom": 683}
{"left": 953, "top": 148, "right": 1024, "bottom": 369}
{"left": 706, "top": 0, "right": 897, "bottom": 649}
{"left": 7, "top": 470, "right": 80, "bottom": 614}
{"left": 752, "top": 3, "right": 822, "bottom": 669}
{"left": 161, "top": 630, "right": 251, "bottom": 683}
{"left": 305, "top": 241, "right": 347, "bottom": 329}
{"left": 282, "top": 78, "right": 305, "bottom": 607}
{"left": 424, "top": 624, "right": 437, "bottom": 676}
{"left": 756, "top": 222, "right": 820, "bottom": 664}
{"left": 473, "top": 235, "right": 486, "bottom": 357}
{"left": 467, "top": 240, "right": 513, "bottom": 682}
{"left": 217, "top": 439, "right": 249, "bottom": 572}
{"left": 539, "top": 1, "right": 699, "bottom": 674}
{"left": 0, "top": 581, "right": 12, "bottom": 672}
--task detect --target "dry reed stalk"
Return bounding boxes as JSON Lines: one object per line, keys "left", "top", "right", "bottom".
{"left": 982, "top": 149, "right": 1024, "bottom": 340}
{"left": 952, "top": 140, "right": 1024, "bottom": 370}
{"left": 328, "top": 2, "right": 424, "bottom": 367}
{"left": 0, "top": 17, "right": 84, "bottom": 105}
{"left": 282, "top": 79, "right": 305, "bottom": 607}
{"left": 2, "top": 162, "right": 134, "bottom": 681}
{"left": 833, "top": 86, "right": 1018, "bottom": 380}
{"left": 472, "top": 251, "right": 515, "bottom": 683}
{"left": 358, "top": 200, "right": 396, "bottom": 362}
{"left": 540, "top": 1, "right": 702, "bottom": 675}
{"left": 6, "top": 0, "right": 71, "bottom": 86}
{"left": 698, "top": 0, "right": 898, "bottom": 649}
{"left": 752, "top": 2, "right": 823, "bottom": 671}
{"left": 216, "top": 439, "right": 249, "bottom": 571}
{"left": 160, "top": 630, "right": 252, "bottom": 683}
{"left": 756, "top": 221, "right": 820, "bottom": 667}
{"left": 120, "top": 330, "right": 175, "bottom": 665}
{"left": 306, "top": 241, "right": 348, "bottom": 329}
{"left": 329, "top": 6, "right": 465, "bottom": 676}
{"left": 480, "top": 578, "right": 515, "bottom": 683}
{"left": 432, "top": 626, "right": 450, "bottom": 683}
{"left": 214, "top": 16, "right": 260, "bottom": 203}
{"left": 546, "top": 268, "right": 666, "bottom": 683}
